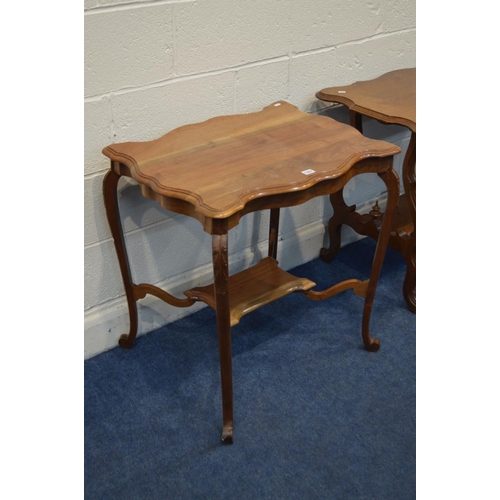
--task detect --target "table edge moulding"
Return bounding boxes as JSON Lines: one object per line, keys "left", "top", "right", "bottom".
{"left": 101, "top": 101, "right": 401, "bottom": 444}
{"left": 316, "top": 68, "right": 416, "bottom": 313}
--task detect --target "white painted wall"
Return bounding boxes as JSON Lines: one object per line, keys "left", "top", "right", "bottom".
{"left": 84, "top": 0, "right": 416, "bottom": 359}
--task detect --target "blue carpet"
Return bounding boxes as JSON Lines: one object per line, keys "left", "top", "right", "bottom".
{"left": 85, "top": 237, "right": 416, "bottom": 499}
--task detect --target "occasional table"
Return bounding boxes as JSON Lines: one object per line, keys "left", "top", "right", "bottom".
{"left": 102, "top": 101, "right": 400, "bottom": 444}
{"left": 316, "top": 68, "right": 416, "bottom": 312}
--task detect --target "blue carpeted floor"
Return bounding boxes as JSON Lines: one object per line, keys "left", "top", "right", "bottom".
{"left": 85, "top": 237, "right": 416, "bottom": 499}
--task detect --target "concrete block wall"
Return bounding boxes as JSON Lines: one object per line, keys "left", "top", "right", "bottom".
{"left": 84, "top": 0, "right": 416, "bottom": 359}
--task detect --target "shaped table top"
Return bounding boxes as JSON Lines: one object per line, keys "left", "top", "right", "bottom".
{"left": 316, "top": 68, "right": 416, "bottom": 133}
{"left": 103, "top": 101, "right": 400, "bottom": 220}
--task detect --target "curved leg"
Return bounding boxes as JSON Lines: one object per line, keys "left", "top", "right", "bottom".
{"left": 320, "top": 109, "right": 361, "bottom": 262}
{"left": 212, "top": 232, "right": 234, "bottom": 444}
{"left": 402, "top": 132, "right": 416, "bottom": 312}
{"left": 102, "top": 167, "right": 138, "bottom": 349}
{"left": 361, "top": 166, "right": 400, "bottom": 351}
{"left": 320, "top": 189, "right": 355, "bottom": 262}
{"left": 403, "top": 235, "right": 416, "bottom": 313}
{"left": 402, "top": 132, "right": 416, "bottom": 228}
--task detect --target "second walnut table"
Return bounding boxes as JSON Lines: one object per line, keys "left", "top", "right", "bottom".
{"left": 316, "top": 68, "right": 416, "bottom": 313}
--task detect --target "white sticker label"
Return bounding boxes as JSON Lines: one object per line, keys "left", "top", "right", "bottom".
{"left": 301, "top": 169, "right": 315, "bottom": 175}
{"left": 338, "top": 90, "right": 346, "bottom": 93}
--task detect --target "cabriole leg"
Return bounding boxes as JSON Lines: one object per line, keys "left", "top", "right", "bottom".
{"left": 403, "top": 238, "right": 416, "bottom": 313}
{"left": 361, "top": 166, "right": 400, "bottom": 351}
{"left": 402, "top": 132, "right": 416, "bottom": 313}
{"left": 102, "top": 167, "right": 138, "bottom": 349}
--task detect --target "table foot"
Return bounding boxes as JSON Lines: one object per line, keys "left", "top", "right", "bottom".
{"left": 221, "top": 425, "right": 234, "bottom": 444}
{"left": 404, "top": 290, "right": 416, "bottom": 314}
{"left": 364, "top": 337, "right": 380, "bottom": 352}
{"left": 118, "top": 334, "right": 135, "bottom": 349}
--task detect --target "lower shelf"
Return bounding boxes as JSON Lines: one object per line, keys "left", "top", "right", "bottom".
{"left": 184, "top": 257, "right": 316, "bottom": 326}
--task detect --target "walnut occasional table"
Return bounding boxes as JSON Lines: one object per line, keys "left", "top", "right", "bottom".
{"left": 102, "top": 101, "right": 400, "bottom": 444}
{"left": 316, "top": 68, "right": 416, "bottom": 313}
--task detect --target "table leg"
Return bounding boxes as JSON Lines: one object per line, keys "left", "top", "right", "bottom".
{"left": 402, "top": 132, "right": 416, "bottom": 313}
{"left": 320, "top": 110, "right": 362, "bottom": 263}
{"left": 268, "top": 208, "right": 280, "bottom": 259}
{"left": 212, "top": 232, "right": 234, "bottom": 444}
{"left": 403, "top": 238, "right": 416, "bottom": 313}
{"left": 403, "top": 132, "right": 416, "bottom": 227}
{"left": 349, "top": 110, "right": 363, "bottom": 133}
{"left": 320, "top": 189, "right": 355, "bottom": 263}
{"left": 361, "top": 167, "right": 400, "bottom": 351}
{"left": 102, "top": 168, "right": 138, "bottom": 349}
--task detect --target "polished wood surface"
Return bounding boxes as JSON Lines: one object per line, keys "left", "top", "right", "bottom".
{"left": 102, "top": 101, "right": 401, "bottom": 443}
{"left": 316, "top": 68, "right": 415, "bottom": 132}
{"left": 103, "top": 101, "right": 398, "bottom": 226}
{"left": 185, "top": 257, "right": 316, "bottom": 327}
{"left": 316, "top": 69, "right": 416, "bottom": 313}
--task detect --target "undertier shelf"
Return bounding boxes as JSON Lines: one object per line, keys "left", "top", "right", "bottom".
{"left": 184, "top": 257, "right": 316, "bottom": 326}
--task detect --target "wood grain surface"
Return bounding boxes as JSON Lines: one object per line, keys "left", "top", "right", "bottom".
{"left": 102, "top": 101, "right": 400, "bottom": 220}
{"left": 316, "top": 68, "right": 416, "bottom": 132}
